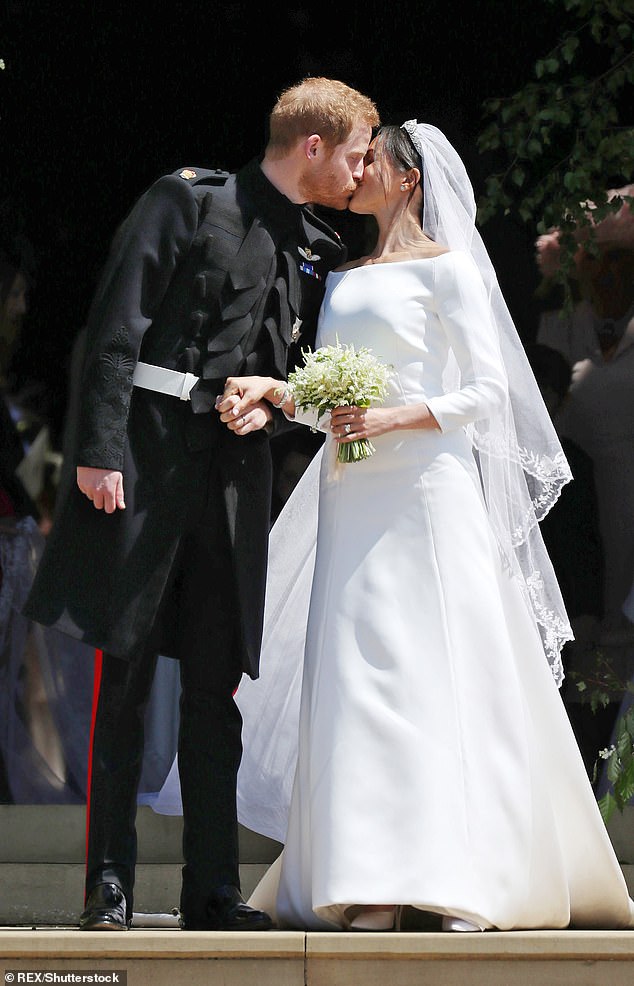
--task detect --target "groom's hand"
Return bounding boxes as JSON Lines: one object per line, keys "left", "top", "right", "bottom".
{"left": 217, "top": 398, "right": 273, "bottom": 435}
{"left": 216, "top": 375, "right": 278, "bottom": 416}
{"left": 77, "top": 467, "right": 126, "bottom": 512}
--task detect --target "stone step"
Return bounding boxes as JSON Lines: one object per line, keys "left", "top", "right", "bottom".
{"left": 0, "top": 863, "right": 271, "bottom": 926}
{"left": 2, "top": 861, "right": 633, "bottom": 928}
{"left": 3, "top": 803, "right": 632, "bottom": 864}
{"left": 0, "top": 805, "right": 281, "bottom": 864}
{"left": 1, "top": 927, "right": 634, "bottom": 986}
{"left": 0, "top": 804, "right": 281, "bottom": 925}
{"left": 1, "top": 804, "right": 633, "bottom": 926}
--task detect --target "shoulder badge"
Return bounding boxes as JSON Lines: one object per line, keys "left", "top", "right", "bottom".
{"left": 179, "top": 169, "right": 197, "bottom": 180}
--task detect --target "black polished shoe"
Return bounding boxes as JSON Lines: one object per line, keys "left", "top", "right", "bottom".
{"left": 180, "top": 885, "right": 273, "bottom": 931}
{"left": 79, "top": 883, "right": 130, "bottom": 931}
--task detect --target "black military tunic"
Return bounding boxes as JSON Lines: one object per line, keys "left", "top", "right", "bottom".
{"left": 24, "top": 158, "right": 346, "bottom": 677}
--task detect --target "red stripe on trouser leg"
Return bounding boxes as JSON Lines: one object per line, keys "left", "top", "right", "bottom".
{"left": 84, "top": 649, "right": 103, "bottom": 902}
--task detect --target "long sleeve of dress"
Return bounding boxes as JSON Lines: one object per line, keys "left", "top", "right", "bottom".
{"left": 424, "top": 251, "right": 508, "bottom": 433}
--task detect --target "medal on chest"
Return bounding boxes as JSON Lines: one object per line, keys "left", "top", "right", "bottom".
{"left": 298, "top": 246, "right": 322, "bottom": 280}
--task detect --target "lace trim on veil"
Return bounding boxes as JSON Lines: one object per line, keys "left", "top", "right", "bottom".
{"left": 401, "top": 119, "right": 573, "bottom": 679}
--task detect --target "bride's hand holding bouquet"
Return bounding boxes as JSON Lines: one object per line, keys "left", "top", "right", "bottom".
{"left": 288, "top": 342, "right": 393, "bottom": 463}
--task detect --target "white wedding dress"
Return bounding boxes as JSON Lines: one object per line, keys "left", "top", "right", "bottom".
{"left": 152, "top": 252, "right": 634, "bottom": 930}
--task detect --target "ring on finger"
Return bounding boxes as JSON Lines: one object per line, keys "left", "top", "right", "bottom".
{"left": 344, "top": 422, "right": 351, "bottom": 435}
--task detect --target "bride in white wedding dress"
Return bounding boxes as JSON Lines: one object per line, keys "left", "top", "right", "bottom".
{"left": 153, "top": 122, "right": 634, "bottom": 932}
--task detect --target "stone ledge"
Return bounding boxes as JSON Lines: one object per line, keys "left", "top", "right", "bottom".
{"left": 0, "top": 928, "right": 305, "bottom": 958}
{"left": 305, "top": 928, "right": 634, "bottom": 958}
{"left": 1, "top": 928, "right": 633, "bottom": 958}
{"left": 2, "top": 928, "right": 633, "bottom": 986}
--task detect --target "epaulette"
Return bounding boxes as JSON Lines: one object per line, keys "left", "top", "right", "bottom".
{"left": 174, "top": 167, "right": 231, "bottom": 186}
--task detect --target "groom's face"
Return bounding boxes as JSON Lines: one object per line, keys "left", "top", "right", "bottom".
{"left": 299, "top": 122, "right": 371, "bottom": 211}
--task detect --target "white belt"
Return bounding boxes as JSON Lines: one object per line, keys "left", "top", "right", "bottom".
{"left": 132, "top": 361, "right": 199, "bottom": 401}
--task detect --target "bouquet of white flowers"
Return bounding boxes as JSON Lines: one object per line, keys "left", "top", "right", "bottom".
{"left": 288, "top": 341, "right": 393, "bottom": 463}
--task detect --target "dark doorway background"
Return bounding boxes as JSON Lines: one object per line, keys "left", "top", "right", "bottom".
{"left": 0, "top": 0, "right": 566, "bottom": 439}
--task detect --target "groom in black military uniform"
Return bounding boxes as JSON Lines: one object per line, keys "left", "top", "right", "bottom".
{"left": 24, "top": 77, "right": 378, "bottom": 931}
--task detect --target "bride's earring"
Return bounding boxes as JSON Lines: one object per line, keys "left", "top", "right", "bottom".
{"left": 400, "top": 183, "right": 407, "bottom": 191}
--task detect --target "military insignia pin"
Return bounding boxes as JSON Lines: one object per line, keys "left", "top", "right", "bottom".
{"left": 299, "top": 246, "right": 321, "bottom": 262}
{"left": 299, "top": 246, "right": 322, "bottom": 279}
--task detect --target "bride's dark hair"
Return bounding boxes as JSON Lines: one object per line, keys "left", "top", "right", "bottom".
{"left": 375, "top": 125, "right": 424, "bottom": 220}
{"left": 377, "top": 125, "right": 422, "bottom": 171}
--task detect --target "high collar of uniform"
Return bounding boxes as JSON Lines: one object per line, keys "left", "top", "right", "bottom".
{"left": 237, "top": 157, "right": 345, "bottom": 265}
{"left": 237, "top": 157, "right": 305, "bottom": 233}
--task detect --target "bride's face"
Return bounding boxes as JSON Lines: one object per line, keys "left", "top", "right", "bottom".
{"left": 347, "top": 138, "right": 401, "bottom": 215}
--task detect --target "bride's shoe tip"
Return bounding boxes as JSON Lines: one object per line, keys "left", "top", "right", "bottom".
{"left": 349, "top": 907, "right": 398, "bottom": 931}
{"left": 441, "top": 916, "right": 482, "bottom": 932}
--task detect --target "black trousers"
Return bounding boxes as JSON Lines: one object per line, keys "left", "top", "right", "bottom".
{"left": 85, "top": 460, "right": 244, "bottom": 923}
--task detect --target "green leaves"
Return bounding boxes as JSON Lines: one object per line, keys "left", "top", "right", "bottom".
{"left": 535, "top": 56, "right": 560, "bottom": 77}
{"left": 477, "top": 0, "right": 634, "bottom": 301}
{"left": 561, "top": 35, "right": 580, "bottom": 62}
{"left": 597, "top": 704, "right": 634, "bottom": 823}
{"left": 571, "top": 652, "right": 634, "bottom": 823}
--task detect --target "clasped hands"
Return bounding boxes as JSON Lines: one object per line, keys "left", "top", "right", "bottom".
{"left": 214, "top": 376, "right": 277, "bottom": 435}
